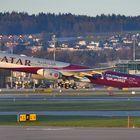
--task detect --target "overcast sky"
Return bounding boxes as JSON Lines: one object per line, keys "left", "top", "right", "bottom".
{"left": 0, "top": 0, "right": 140, "bottom": 16}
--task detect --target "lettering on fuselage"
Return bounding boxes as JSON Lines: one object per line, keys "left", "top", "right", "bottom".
{"left": 37, "top": 60, "right": 56, "bottom": 66}
{"left": 0, "top": 56, "right": 31, "bottom": 66}
{"left": 105, "top": 74, "right": 127, "bottom": 83}
{"left": 128, "top": 77, "right": 138, "bottom": 84}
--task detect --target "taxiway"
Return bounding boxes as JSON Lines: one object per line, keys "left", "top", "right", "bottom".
{"left": 1, "top": 126, "right": 140, "bottom": 140}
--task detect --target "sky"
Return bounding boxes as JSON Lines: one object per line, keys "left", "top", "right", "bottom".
{"left": 0, "top": 0, "right": 140, "bottom": 17}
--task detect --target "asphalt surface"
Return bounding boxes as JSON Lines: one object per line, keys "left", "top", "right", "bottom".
{"left": 0, "top": 90, "right": 140, "bottom": 140}
{"left": 1, "top": 126, "right": 140, "bottom": 140}
{"left": 0, "top": 91, "right": 140, "bottom": 140}
{"left": 0, "top": 95, "right": 140, "bottom": 101}
{"left": 0, "top": 94, "right": 140, "bottom": 116}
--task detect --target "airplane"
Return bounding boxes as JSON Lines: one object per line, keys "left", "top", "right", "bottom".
{"left": 0, "top": 52, "right": 140, "bottom": 89}
{"left": 86, "top": 70, "right": 140, "bottom": 88}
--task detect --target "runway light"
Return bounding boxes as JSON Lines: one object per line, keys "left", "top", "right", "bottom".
{"left": 132, "top": 91, "right": 135, "bottom": 95}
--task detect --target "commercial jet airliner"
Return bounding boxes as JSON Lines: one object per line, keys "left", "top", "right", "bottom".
{"left": 0, "top": 52, "right": 140, "bottom": 88}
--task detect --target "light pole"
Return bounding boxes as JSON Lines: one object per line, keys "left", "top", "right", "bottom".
{"left": 132, "top": 35, "right": 136, "bottom": 61}
{"left": 9, "top": 43, "right": 14, "bottom": 88}
{"left": 132, "top": 35, "right": 138, "bottom": 73}
{"left": 51, "top": 35, "right": 56, "bottom": 61}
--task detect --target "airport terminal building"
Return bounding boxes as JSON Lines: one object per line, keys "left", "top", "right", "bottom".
{"left": 115, "top": 60, "right": 140, "bottom": 74}
{"left": 0, "top": 69, "right": 10, "bottom": 88}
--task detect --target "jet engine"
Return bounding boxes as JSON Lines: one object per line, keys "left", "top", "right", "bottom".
{"left": 37, "top": 69, "right": 61, "bottom": 80}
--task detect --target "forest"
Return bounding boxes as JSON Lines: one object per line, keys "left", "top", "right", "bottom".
{"left": 0, "top": 12, "right": 140, "bottom": 36}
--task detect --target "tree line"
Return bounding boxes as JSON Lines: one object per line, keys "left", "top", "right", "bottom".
{"left": 0, "top": 12, "right": 140, "bottom": 36}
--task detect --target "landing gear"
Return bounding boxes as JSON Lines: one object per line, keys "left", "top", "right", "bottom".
{"left": 57, "top": 80, "right": 77, "bottom": 89}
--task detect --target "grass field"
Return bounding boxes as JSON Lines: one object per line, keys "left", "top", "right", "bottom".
{"left": 0, "top": 115, "right": 140, "bottom": 128}
{"left": 0, "top": 94, "right": 140, "bottom": 127}
{"left": 0, "top": 100, "right": 140, "bottom": 111}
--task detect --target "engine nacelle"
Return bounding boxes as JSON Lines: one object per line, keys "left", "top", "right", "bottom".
{"left": 37, "top": 69, "right": 61, "bottom": 80}
{"left": 79, "top": 77, "right": 90, "bottom": 83}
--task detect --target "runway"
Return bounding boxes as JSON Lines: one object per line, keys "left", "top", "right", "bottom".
{"left": 0, "top": 93, "right": 140, "bottom": 116}
{"left": 0, "top": 95, "right": 140, "bottom": 101}
{"left": 0, "top": 91, "right": 140, "bottom": 140}
{"left": 1, "top": 126, "right": 140, "bottom": 140}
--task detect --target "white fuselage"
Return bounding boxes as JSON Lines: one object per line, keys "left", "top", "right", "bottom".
{"left": 0, "top": 52, "right": 69, "bottom": 69}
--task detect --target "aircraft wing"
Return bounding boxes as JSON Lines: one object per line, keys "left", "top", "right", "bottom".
{"left": 59, "top": 66, "right": 116, "bottom": 77}
{"left": 60, "top": 69, "right": 101, "bottom": 77}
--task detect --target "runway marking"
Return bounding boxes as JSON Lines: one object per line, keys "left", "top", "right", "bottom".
{"left": 26, "top": 127, "right": 72, "bottom": 131}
